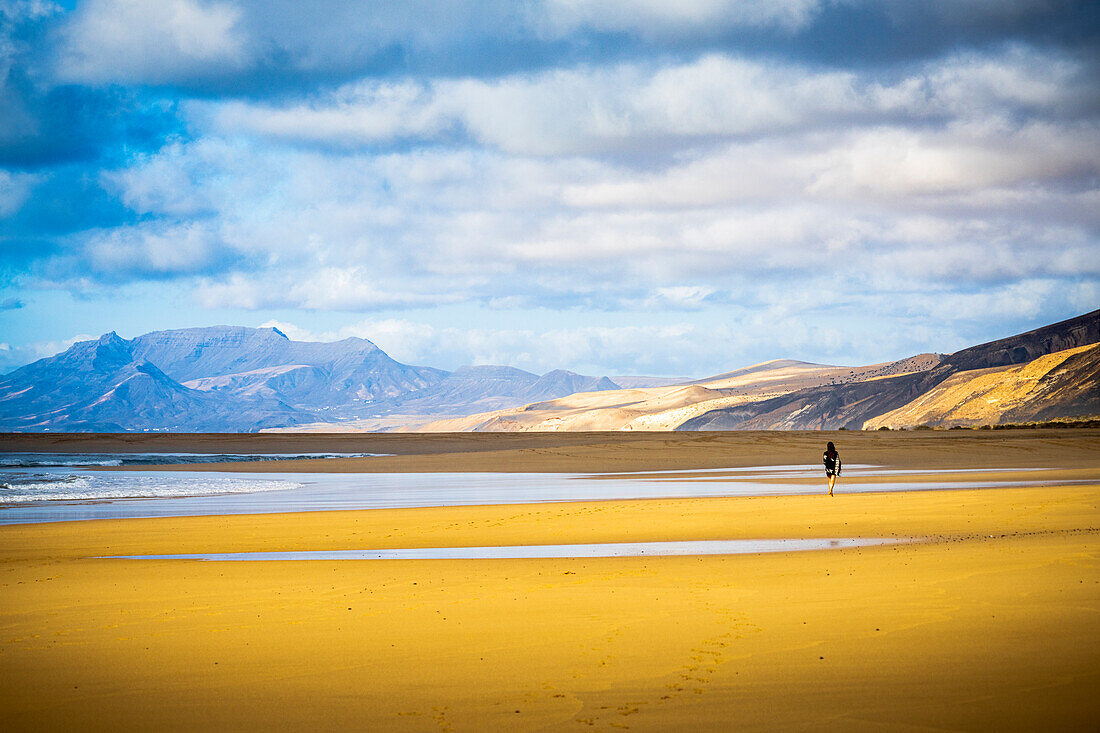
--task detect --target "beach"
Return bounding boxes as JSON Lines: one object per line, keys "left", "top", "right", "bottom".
{"left": 1, "top": 430, "right": 1098, "bottom": 730}
{"left": 6, "top": 428, "right": 1100, "bottom": 472}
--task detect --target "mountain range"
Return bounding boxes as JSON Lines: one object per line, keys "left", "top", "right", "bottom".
{"left": 1, "top": 310, "right": 1097, "bottom": 432}
{"left": 415, "top": 309, "right": 1100, "bottom": 432}
{"left": 0, "top": 327, "right": 619, "bottom": 432}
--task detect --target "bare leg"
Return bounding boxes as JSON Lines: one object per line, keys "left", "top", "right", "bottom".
{"left": 828, "top": 474, "right": 835, "bottom": 496}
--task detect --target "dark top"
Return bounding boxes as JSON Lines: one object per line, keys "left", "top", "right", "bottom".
{"left": 823, "top": 451, "right": 841, "bottom": 475}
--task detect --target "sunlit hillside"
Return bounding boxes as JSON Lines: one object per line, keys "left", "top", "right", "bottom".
{"left": 864, "top": 343, "right": 1100, "bottom": 429}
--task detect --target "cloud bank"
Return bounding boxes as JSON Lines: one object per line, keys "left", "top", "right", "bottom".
{"left": 0, "top": 0, "right": 1097, "bottom": 375}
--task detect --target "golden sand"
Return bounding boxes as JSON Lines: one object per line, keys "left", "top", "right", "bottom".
{"left": 1, "top": 495, "right": 1096, "bottom": 730}
{"left": 1, "top": 431, "right": 1098, "bottom": 730}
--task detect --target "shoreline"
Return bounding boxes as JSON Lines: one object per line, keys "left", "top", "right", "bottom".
{"left": 3, "top": 428, "right": 1099, "bottom": 473}
{"left": 4, "top": 461, "right": 1098, "bottom": 526}
{"left": 2, "top": 431, "right": 1098, "bottom": 730}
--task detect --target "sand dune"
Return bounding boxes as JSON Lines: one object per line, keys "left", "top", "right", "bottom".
{"left": 415, "top": 354, "right": 948, "bottom": 433}
{"left": 413, "top": 311, "right": 1098, "bottom": 433}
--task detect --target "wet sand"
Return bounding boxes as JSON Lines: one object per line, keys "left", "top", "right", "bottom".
{"left": 4, "top": 428, "right": 1100, "bottom": 473}
{"left": 2, "top": 481, "right": 1098, "bottom": 731}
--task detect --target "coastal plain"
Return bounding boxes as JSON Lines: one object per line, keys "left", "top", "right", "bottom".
{"left": 1, "top": 430, "right": 1098, "bottom": 731}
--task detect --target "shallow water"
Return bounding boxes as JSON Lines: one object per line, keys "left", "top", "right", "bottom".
{"left": 0, "top": 452, "right": 387, "bottom": 468}
{"left": 615, "top": 465, "right": 1047, "bottom": 478}
{"left": 0, "top": 471, "right": 303, "bottom": 505}
{"left": 0, "top": 465, "right": 1082, "bottom": 525}
{"left": 105, "top": 537, "right": 905, "bottom": 561}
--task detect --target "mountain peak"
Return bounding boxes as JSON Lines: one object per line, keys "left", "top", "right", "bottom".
{"left": 335, "top": 336, "right": 379, "bottom": 349}
{"left": 451, "top": 365, "right": 538, "bottom": 379}
{"left": 83, "top": 332, "right": 134, "bottom": 372}
{"left": 540, "top": 368, "right": 577, "bottom": 377}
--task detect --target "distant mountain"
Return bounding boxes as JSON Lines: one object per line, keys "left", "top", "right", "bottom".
{"left": 374, "top": 366, "right": 620, "bottom": 416}
{"left": 0, "top": 333, "right": 312, "bottom": 432}
{"left": 680, "top": 309, "right": 1100, "bottom": 430}
{"left": 4, "top": 313, "right": 1096, "bottom": 432}
{"left": 863, "top": 343, "right": 1100, "bottom": 429}
{"left": 133, "top": 326, "right": 446, "bottom": 410}
{"left": 412, "top": 310, "right": 1100, "bottom": 433}
{"left": 382, "top": 365, "right": 541, "bottom": 416}
{"left": 0, "top": 326, "right": 621, "bottom": 432}
{"left": 944, "top": 311, "right": 1100, "bottom": 373}
{"left": 696, "top": 359, "right": 828, "bottom": 385}
{"left": 523, "top": 370, "right": 620, "bottom": 403}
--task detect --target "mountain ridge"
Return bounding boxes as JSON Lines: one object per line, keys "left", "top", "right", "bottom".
{"left": 410, "top": 310, "right": 1099, "bottom": 433}
{"left": 0, "top": 331, "right": 315, "bottom": 432}
{"left": 0, "top": 326, "right": 622, "bottom": 432}
{"left": 680, "top": 309, "right": 1100, "bottom": 431}
{"left": 2, "top": 311, "right": 1096, "bottom": 432}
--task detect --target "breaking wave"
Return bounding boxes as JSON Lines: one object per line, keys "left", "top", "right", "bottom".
{"left": 0, "top": 472, "right": 302, "bottom": 504}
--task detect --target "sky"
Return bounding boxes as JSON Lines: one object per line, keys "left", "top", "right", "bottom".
{"left": 0, "top": 0, "right": 1097, "bottom": 378}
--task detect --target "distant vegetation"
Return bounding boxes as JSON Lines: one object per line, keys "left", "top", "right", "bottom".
{"left": 875, "top": 417, "right": 1100, "bottom": 431}
{"left": 984, "top": 417, "right": 1100, "bottom": 430}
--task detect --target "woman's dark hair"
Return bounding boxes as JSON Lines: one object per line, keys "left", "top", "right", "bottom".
{"left": 826, "top": 441, "right": 836, "bottom": 457}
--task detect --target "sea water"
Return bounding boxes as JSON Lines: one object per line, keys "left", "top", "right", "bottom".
{"left": 0, "top": 470, "right": 303, "bottom": 505}
{"left": 0, "top": 460, "right": 1080, "bottom": 525}
{"left": 0, "top": 452, "right": 384, "bottom": 515}
{"left": 0, "top": 451, "right": 388, "bottom": 468}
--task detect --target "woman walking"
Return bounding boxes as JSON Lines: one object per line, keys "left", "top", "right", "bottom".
{"left": 823, "top": 441, "right": 841, "bottom": 496}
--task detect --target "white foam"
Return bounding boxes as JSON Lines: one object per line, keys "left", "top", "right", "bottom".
{"left": 0, "top": 473, "right": 301, "bottom": 504}
{"left": 0, "top": 456, "right": 124, "bottom": 467}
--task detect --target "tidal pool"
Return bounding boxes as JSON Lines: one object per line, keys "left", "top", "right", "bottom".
{"left": 104, "top": 537, "right": 907, "bottom": 561}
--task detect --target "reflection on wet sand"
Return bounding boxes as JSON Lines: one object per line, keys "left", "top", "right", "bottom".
{"left": 105, "top": 537, "right": 906, "bottom": 561}
{"left": 2, "top": 464, "right": 1094, "bottom": 525}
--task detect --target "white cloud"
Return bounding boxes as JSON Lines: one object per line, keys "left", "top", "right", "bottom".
{"left": 899, "top": 279, "right": 1100, "bottom": 324}
{"left": 253, "top": 316, "right": 729, "bottom": 374}
{"left": 244, "top": 302, "right": 1018, "bottom": 376}
{"left": 95, "top": 117, "right": 1097, "bottom": 312}
{"left": 644, "top": 286, "right": 717, "bottom": 309}
{"left": 199, "top": 48, "right": 1092, "bottom": 157}
{"left": 56, "top": 0, "right": 249, "bottom": 84}
{"left": 201, "top": 54, "right": 867, "bottom": 155}
{"left": 0, "top": 333, "right": 95, "bottom": 373}
{"left": 48, "top": 0, "right": 837, "bottom": 89}
{"left": 100, "top": 141, "right": 229, "bottom": 216}
{"left": 195, "top": 269, "right": 464, "bottom": 311}
{"left": 256, "top": 319, "right": 316, "bottom": 342}
{"left": 559, "top": 118, "right": 1100, "bottom": 214}
{"left": 207, "top": 82, "right": 450, "bottom": 146}
{"left": 82, "top": 221, "right": 232, "bottom": 278}
{"left": 923, "top": 45, "right": 1086, "bottom": 113}
{"left": 818, "top": 121, "right": 1100, "bottom": 198}
{"left": 59, "top": 44, "right": 1096, "bottom": 332}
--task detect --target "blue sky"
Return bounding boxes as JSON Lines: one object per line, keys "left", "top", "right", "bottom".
{"left": 1, "top": 0, "right": 1097, "bottom": 377}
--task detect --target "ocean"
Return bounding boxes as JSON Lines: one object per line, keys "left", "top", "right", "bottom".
{"left": 0, "top": 454, "right": 1069, "bottom": 526}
